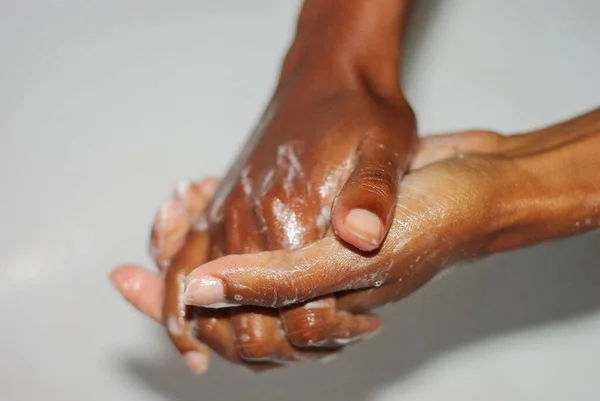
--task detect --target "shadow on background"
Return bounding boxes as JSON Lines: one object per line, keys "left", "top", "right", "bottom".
{"left": 118, "top": 1, "right": 600, "bottom": 400}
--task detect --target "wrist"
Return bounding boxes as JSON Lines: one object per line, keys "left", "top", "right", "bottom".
{"left": 488, "top": 116, "right": 600, "bottom": 252}
{"left": 279, "top": 0, "right": 411, "bottom": 98}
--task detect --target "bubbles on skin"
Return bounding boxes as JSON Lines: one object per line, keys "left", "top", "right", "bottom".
{"left": 194, "top": 215, "right": 209, "bottom": 231}
{"left": 260, "top": 169, "right": 275, "bottom": 196}
{"left": 332, "top": 337, "right": 355, "bottom": 345}
{"left": 304, "top": 299, "right": 331, "bottom": 309}
{"left": 239, "top": 334, "right": 251, "bottom": 343}
{"left": 177, "top": 272, "right": 186, "bottom": 318}
{"left": 315, "top": 206, "right": 331, "bottom": 235}
{"left": 318, "top": 159, "right": 352, "bottom": 202}
{"left": 392, "top": 236, "right": 414, "bottom": 253}
{"left": 166, "top": 315, "right": 183, "bottom": 336}
{"left": 276, "top": 142, "right": 306, "bottom": 198}
{"left": 234, "top": 294, "right": 244, "bottom": 301}
{"left": 374, "top": 281, "right": 383, "bottom": 287}
{"left": 573, "top": 216, "right": 600, "bottom": 232}
{"left": 152, "top": 199, "right": 187, "bottom": 265}
{"left": 272, "top": 198, "right": 306, "bottom": 250}
{"left": 240, "top": 166, "right": 254, "bottom": 197}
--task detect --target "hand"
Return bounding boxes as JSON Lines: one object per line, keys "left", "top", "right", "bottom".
{"left": 183, "top": 109, "right": 600, "bottom": 312}
{"left": 112, "top": 177, "right": 380, "bottom": 374}
{"left": 113, "top": 0, "right": 419, "bottom": 373}
{"left": 110, "top": 129, "right": 503, "bottom": 373}
{"left": 160, "top": 0, "right": 418, "bottom": 370}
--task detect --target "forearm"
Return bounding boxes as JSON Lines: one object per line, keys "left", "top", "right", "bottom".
{"left": 493, "top": 108, "right": 600, "bottom": 251}
{"left": 281, "top": 0, "right": 413, "bottom": 96}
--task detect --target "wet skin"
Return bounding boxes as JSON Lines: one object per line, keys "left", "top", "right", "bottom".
{"left": 113, "top": 107, "right": 600, "bottom": 373}
{"left": 111, "top": 0, "right": 600, "bottom": 374}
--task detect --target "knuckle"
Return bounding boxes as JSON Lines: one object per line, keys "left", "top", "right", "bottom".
{"left": 284, "top": 314, "right": 331, "bottom": 347}
{"left": 354, "top": 165, "right": 396, "bottom": 199}
{"left": 236, "top": 334, "right": 275, "bottom": 361}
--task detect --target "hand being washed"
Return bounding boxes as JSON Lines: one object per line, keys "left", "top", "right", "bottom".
{"left": 109, "top": 126, "right": 505, "bottom": 373}
{"left": 111, "top": 108, "right": 600, "bottom": 374}
{"left": 112, "top": 0, "right": 418, "bottom": 373}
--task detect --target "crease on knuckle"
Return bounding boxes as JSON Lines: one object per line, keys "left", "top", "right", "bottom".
{"left": 284, "top": 312, "right": 331, "bottom": 347}
{"left": 354, "top": 165, "right": 395, "bottom": 200}
{"left": 237, "top": 336, "right": 274, "bottom": 361}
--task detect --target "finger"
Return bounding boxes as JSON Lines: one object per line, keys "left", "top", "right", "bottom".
{"left": 190, "top": 308, "right": 281, "bottom": 371}
{"left": 281, "top": 298, "right": 381, "bottom": 347}
{"left": 185, "top": 226, "right": 399, "bottom": 309}
{"left": 162, "top": 230, "right": 214, "bottom": 374}
{"left": 332, "top": 133, "right": 409, "bottom": 251}
{"left": 151, "top": 178, "right": 218, "bottom": 269}
{"left": 220, "top": 183, "right": 295, "bottom": 361}
{"left": 220, "top": 183, "right": 330, "bottom": 363}
{"left": 230, "top": 307, "right": 333, "bottom": 363}
{"left": 175, "top": 178, "right": 219, "bottom": 220}
{"left": 327, "top": 310, "right": 381, "bottom": 345}
{"left": 110, "top": 264, "right": 164, "bottom": 322}
{"left": 255, "top": 171, "right": 362, "bottom": 349}
{"left": 150, "top": 199, "right": 189, "bottom": 270}
{"left": 109, "top": 263, "right": 213, "bottom": 374}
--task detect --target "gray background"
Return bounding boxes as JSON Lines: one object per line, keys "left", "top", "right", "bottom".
{"left": 1, "top": 0, "right": 600, "bottom": 400}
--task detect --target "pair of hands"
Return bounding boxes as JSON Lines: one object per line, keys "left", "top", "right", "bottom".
{"left": 111, "top": 77, "right": 533, "bottom": 373}
{"left": 111, "top": 0, "right": 600, "bottom": 374}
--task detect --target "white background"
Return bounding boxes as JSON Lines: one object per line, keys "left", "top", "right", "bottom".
{"left": 1, "top": 1, "right": 600, "bottom": 400}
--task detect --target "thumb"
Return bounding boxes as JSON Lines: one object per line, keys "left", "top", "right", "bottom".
{"left": 332, "top": 132, "right": 413, "bottom": 252}
{"left": 182, "top": 236, "right": 390, "bottom": 308}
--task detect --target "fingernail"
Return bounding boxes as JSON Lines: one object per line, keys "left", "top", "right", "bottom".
{"left": 344, "top": 209, "right": 383, "bottom": 249}
{"left": 184, "top": 351, "right": 208, "bottom": 375}
{"left": 184, "top": 275, "right": 226, "bottom": 307}
{"left": 108, "top": 269, "right": 139, "bottom": 294}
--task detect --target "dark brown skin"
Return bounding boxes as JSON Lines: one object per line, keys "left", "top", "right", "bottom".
{"left": 156, "top": 0, "right": 416, "bottom": 369}
{"left": 187, "top": 107, "right": 600, "bottom": 309}
{"left": 110, "top": 0, "right": 600, "bottom": 374}
{"left": 114, "top": 0, "right": 418, "bottom": 373}
{"left": 181, "top": 108, "right": 600, "bottom": 366}
{"left": 112, "top": 107, "right": 600, "bottom": 373}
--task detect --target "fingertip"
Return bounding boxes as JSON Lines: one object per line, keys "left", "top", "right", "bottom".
{"left": 184, "top": 275, "right": 231, "bottom": 308}
{"left": 109, "top": 265, "right": 145, "bottom": 293}
{"left": 344, "top": 208, "right": 384, "bottom": 251}
{"left": 184, "top": 351, "right": 210, "bottom": 375}
{"left": 110, "top": 265, "right": 164, "bottom": 321}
